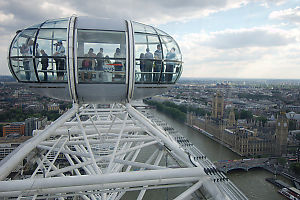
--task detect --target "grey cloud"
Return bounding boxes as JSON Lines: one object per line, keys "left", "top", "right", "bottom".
{"left": 20, "top": 0, "right": 245, "bottom": 24}
{"left": 0, "top": 0, "right": 244, "bottom": 36}
{"left": 0, "top": 0, "right": 247, "bottom": 75}
{"left": 269, "top": 6, "right": 300, "bottom": 24}
{"left": 0, "top": 0, "right": 73, "bottom": 31}
{"left": 183, "top": 48, "right": 267, "bottom": 65}
{"left": 203, "top": 28, "right": 295, "bottom": 49}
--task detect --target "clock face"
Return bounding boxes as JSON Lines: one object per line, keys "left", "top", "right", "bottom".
{"left": 278, "top": 122, "right": 280, "bottom": 126}
{"left": 284, "top": 123, "right": 287, "bottom": 127}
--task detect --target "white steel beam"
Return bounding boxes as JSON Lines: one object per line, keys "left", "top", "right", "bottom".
{"left": 40, "top": 137, "right": 153, "bottom": 146}
{"left": 107, "top": 113, "right": 128, "bottom": 173}
{"left": 0, "top": 167, "right": 205, "bottom": 193}
{"left": 0, "top": 103, "right": 247, "bottom": 200}
{"left": 126, "top": 103, "right": 192, "bottom": 167}
{"left": 0, "top": 104, "right": 78, "bottom": 180}
{"left": 0, "top": 177, "right": 199, "bottom": 197}
{"left": 40, "top": 126, "right": 142, "bottom": 136}
{"left": 173, "top": 179, "right": 205, "bottom": 200}
{"left": 76, "top": 113, "right": 102, "bottom": 174}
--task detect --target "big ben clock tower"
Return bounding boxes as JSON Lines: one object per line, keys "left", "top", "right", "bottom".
{"left": 275, "top": 112, "right": 288, "bottom": 155}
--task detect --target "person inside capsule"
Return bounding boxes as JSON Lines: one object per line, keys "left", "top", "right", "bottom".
{"left": 96, "top": 48, "right": 104, "bottom": 71}
{"left": 144, "top": 48, "right": 153, "bottom": 82}
{"left": 80, "top": 48, "right": 96, "bottom": 81}
{"left": 113, "top": 48, "right": 124, "bottom": 81}
{"left": 165, "top": 47, "right": 177, "bottom": 82}
{"left": 154, "top": 44, "right": 162, "bottom": 82}
{"left": 53, "top": 40, "right": 65, "bottom": 80}
{"left": 20, "top": 38, "right": 34, "bottom": 81}
{"left": 40, "top": 49, "right": 49, "bottom": 81}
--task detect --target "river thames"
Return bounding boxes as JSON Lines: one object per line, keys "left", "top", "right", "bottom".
{"left": 147, "top": 109, "right": 291, "bottom": 200}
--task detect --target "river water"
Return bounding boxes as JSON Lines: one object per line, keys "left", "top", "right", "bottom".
{"left": 148, "top": 109, "right": 292, "bottom": 200}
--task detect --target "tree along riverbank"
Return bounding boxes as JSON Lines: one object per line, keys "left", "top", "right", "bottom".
{"left": 143, "top": 99, "right": 209, "bottom": 122}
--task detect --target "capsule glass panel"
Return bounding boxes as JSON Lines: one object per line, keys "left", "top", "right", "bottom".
{"left": 134, "top": 33, "right": 162, "bottom": 83}
{"left": 36, "top": 28, "right": 67, "bottom": 82}
{"left": 10, "top": 29, "right": 38, "bottom": 82}
{"left": 41, "top": 18, "right": 69, "bottom": 28}
{"left": 8, "top": 16, "right": 183, "bottom": 104}
{"left": 27, "top": 23, "right": 43, "bottom": 29}
{"left": 160, "top": 36, "right": 182, "bottom": 83}
{"left": 154, "top": 28, "right": 168, "bottom": 36}
{"left": 132, "top": 22, "right": 156, "bottom": 34}
{"left": 77, "top": 30, "right": 126, "bottom": 83}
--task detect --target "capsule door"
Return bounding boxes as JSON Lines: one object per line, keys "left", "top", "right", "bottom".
{"left": 75, "top": 29, "right": 128, "bottom": 103}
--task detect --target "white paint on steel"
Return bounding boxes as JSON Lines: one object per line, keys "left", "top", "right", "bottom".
{"left": 0, "top": 104, "right": 78, "bottom": 180}
{"left": 66, "top": 15, "right": 78, "bottom": 103}
{"left": 0, "top": 103, "right": 248, "bottom": 199}
{"left": 126, "top": 20, "right": 135, "bottom": 101}
{"left": 0, "top": 177, "right": 201, "bottom": 197}
{"left": 173, "top": 179, "right": 206, "bottom": 200}
{"left": 0, "top": 167, "right": 205, "bottom": 192}
{"left": 126, "top": 103, "right": 193, "bottom": 167}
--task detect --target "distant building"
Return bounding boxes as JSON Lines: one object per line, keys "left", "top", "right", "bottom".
{"left": 225, "top": 128, "right": 272, "bottom": 156}
{"left": 274, "top": 112, "right": 289, "bottom": 155}
{"left": 24, "top": 104, "right": 44, "bottom": 112}
{"left": 48, "top": 103, "right": 60, "bottom": 111}
{"left": 0, "top": 136, "right": 31, "bottom": 161}
{"left": 286, "top": 112, "right": 300, "bottom": 129}
{"left": 151, "top": 95, "right": 172, "bottom": 102}
{"left": 286, "top": 105, "right": 300, "bottom": 113}
{"left": 25, "top": 117, "right": 47, "bottom": 136}
{"left": 188, "top": 110, "right": 288, "bottom": 156}
{"left": 3, "top": 122, "right": 25, "bottom": 137}
{"left": 228, "top": 108, "right": 236, "bottom": 127}
{"left": 212, "top": 91, "right": 224, "bottom": 119}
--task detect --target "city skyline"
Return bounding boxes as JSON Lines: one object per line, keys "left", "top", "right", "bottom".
{"left": 0, "top": 0, "right": 300, "bottom": 79}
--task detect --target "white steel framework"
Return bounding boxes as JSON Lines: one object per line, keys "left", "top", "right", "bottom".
{"left": 0, "top": 103, "right": 248, "bottom": 200}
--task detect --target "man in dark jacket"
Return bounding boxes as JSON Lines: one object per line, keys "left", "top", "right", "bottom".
{"left": 40, "top": 49, "right": 48, "bottom": 81}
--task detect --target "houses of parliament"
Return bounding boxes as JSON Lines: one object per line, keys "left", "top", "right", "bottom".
{"left": 188, "top": 91, "right": 289, "bottom": 156}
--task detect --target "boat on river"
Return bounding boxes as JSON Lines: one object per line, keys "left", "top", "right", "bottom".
{"left": 278, "top": 187, "right": 300, "bottom": 200}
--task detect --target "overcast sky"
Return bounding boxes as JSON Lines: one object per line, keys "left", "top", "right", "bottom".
{"left": 1, "top": 0, "right": 300, "bottom": 79}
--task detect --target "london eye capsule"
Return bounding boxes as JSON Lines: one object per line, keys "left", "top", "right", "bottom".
{"left": 8, "top": 16, "right": 183, "bottom": 103}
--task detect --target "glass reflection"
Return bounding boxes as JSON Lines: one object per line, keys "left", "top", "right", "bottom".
{"left": 9, "top": 18, "right": 69, "bottom": 83}
{"left": 132, "top": 22, "right": 156, "bottom": 34}
{"left": 42, "top": 19, "right": 69, "bottom": 28}
{"left": 10, "top": 29, "right": 38, "bottom": 82}
{"left": 134, "top": 33, "right": 161, "bottom": 83}
{"left": 36, "top": 28, "right": 67, "bottom": 82}
{"left": 77, "top": 30, "right": 126, "bottom": 83}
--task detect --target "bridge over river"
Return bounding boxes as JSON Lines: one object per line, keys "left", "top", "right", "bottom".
{"left": 215, "top": 158, "right": 269, "bottom": 173}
